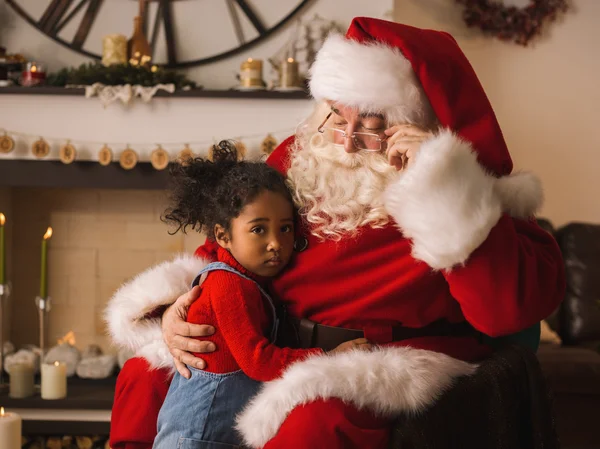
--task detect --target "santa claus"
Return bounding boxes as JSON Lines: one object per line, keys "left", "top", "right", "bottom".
{"left": 106, "top": 17, "right": 564, "bottom": 449}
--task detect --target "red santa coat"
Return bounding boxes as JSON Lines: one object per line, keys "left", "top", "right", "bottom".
{"left": 107, "top": 18, "right": 565, "bottom": 449}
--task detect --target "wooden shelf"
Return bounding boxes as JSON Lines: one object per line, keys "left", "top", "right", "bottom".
{"left": 1, "top": 384, "right": 114, "bottom": 411}
{"left": 0, "top": 86, "right": 311, "bottom": 100}
{"left": 0, "top": 160, "right": 169, "bottom": 190}
{"left": 23, "top": 420, "right": 110, "bottom": 436}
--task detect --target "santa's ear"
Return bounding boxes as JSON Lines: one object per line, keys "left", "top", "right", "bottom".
{"left": 214, "top": 224, "right": 231, "bottom": 249}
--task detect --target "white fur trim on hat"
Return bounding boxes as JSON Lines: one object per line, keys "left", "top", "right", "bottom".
{"left": 236, "top": 346, "right": 476, "bottom": 448}
{"left": 104, "top": 254, "right": 208, "bottom": 369}
{"left": 309, "top": 33, "right": 435, "bottom": 127}
{"left": 383, "top": 130, "right": 543, "bottom": 271}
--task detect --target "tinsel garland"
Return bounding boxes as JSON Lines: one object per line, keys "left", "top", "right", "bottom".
{"left": 46, "top": 62, "right": 197, "bottom": 89}
{"left": 455, "top": 0, "right": 569, "bottom": 46}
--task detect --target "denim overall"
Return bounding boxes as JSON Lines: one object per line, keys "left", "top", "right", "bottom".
{"left": 153, "top": 262, "right": 279, "bottom": 449}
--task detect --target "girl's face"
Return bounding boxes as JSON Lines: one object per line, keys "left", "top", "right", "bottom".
{"left": 215, "top": 190, "right": 295, "bottom": 277}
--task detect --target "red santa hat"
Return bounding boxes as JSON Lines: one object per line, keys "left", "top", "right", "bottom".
{"left": 309, "top": 17, "right": 542, "bottom": 271}
{"left": 309, "top": 17, "right": 513, "bottom": 177}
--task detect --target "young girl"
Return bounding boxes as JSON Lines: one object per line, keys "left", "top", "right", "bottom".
{"left": 153, "top": 142, "right": 367, "bottom": 449}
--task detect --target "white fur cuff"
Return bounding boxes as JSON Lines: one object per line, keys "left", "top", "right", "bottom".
{"left": 104, "top": 254, "right": 208, "bottom": 369}
{"left": 383, "top": 131, "right": 542, "bottom": 270}
{"left": 235, "top": 347, "right": 476, "bottom": 448}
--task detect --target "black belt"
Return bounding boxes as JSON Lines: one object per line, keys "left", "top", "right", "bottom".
{"left": 290, "top": 317, "right": 478, "bottom": 352}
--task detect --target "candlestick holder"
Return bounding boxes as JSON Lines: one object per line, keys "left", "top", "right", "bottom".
{"left": 0, "top": 283, "right": 11, "bottom": 392}
{"left": 35, "top": 296, "right": 51, "bottom": 361}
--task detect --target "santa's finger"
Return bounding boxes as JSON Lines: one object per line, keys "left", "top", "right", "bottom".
{"left": 385, "top": 124, "right": 430, "bottom": 137}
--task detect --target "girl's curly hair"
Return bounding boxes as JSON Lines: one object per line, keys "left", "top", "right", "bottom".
{"left": 162, "top": 140, "right": 292, "bottom": 239}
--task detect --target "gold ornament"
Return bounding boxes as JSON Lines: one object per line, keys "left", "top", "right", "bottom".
{"left": 119, "top": 146, "right": 138, "bottom": 170}
{"left": 261, "top": 134, "right": 278, "bottom": 156}
{"left": 151, "top": 145, "right": 170, "bottom": 170}
{"left": 0, "top": 133, "right": 15, "bottom": 153}
{"left": 98, "top": 144, "right": 113, "bottom": 166}
{"left": 177, "top": 144, "right": 195, "bottom": 164}
{"left": 59, "top": 141, "right": 77, "bottom": 164}
{"left": 32, "top": 138, "right": 50, "bottom": 158}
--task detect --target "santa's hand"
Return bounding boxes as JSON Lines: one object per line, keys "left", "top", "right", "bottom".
{"left": 328, "top": 338, "right": 372, "bottom": 354}
{"left": 162, "top": 285, "right": 216, "bottom": 379}
{"left": 384, "top": 124, "right": 433, "bottom": 171}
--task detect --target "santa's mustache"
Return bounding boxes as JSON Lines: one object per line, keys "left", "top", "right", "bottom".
{"left": 287, "top": 134, "right": 396, "bottom": 241}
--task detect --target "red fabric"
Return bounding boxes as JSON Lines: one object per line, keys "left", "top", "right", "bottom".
{"left": 110, "top": 358, "right": 171, "bottom": 449}
{"left": 266, "top": 141, "right": 564, "bottom": 340}
{"left": 345, "top": 17, "right": 512, "bottom": 176}
{"left": 263, "top": 399, "right": 392, "bottom": 449}
{"left": 187, "top": 246, "right": 322, "bottom": 379}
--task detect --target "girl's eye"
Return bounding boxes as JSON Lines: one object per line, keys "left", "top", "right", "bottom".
{"left": 281, "top": 225, "right": 293, "bottom": 233}
{"left": 333, "top": 122, "right": 347, "bottom": 128}
{"left": 251, "top": 227, "right": 264, "bottom": 234}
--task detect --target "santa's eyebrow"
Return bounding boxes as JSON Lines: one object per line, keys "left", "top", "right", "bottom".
{"left": 358, "top": 112, "right": 385, "bottom": 119}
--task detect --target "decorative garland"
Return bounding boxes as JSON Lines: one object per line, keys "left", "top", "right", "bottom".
{"left": 46, "top": 62, "right": 197, "bottom": 89}
{"left": 455, "top": 0, "right": 569, "bottom": 46}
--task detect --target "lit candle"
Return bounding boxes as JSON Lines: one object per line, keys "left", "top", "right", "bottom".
{"left": 240, "top": 58, "right": 264, "bottom": 88}
{"left": 280, "top": 57, "right": 300, "bottom": 89}
{"left": 21, "top": 62, "right": 46, "bottom": 87}
{"left": 0, "top": 407, "right": 21, "bottom": 449}
{"left": 41, "top": 361, "right": 67, "bottom": 400}
{"left": 8, "top": 363, "right": 34, "bottom": 399}
{"left": 0, "top": 213, "right": 5, "bottom": 285}
{"left": 40, "top": 227, "right": 52, "bottom": 299}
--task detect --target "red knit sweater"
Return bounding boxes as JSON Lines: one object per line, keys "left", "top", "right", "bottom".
{"left": 187, "top": 247, "right": 322, "bottom": 381}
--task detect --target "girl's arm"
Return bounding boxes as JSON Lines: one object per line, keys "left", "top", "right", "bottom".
{"left": 211, "top": 274, "right": 322, "bottom": 382}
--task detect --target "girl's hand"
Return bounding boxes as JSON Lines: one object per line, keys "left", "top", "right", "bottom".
{"left": 329, "top": 338, "right": 372, "bottom": 354}
{"left": 384, "top": 124, "right": 433, "bottom": 171}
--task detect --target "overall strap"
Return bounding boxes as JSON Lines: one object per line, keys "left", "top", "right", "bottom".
{"left": 191, "top": 262, "right": 279, "bottom": 342}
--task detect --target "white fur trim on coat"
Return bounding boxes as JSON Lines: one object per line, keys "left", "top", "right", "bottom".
{"left": 236, "top": 346, "right": 476, "bottom": 448}
{"left": 383, "top": 130, "right": 543, "bottom": 271}
{"left": 309, "top": 34, "right": 435, "bottom": 127}
{"left": 104, "top": 254, "right": 208, "bottom": 369}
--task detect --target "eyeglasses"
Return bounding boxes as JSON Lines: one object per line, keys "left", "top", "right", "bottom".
{"left": 317, "top": 112, "right": 387, "bottom": 152}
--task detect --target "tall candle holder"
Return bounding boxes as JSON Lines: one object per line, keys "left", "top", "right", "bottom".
{"left": 35, "top": 295, "right": 51, "bottom": 361}
{"left": 0, "top": 283, "right": 10, "bottom": 392}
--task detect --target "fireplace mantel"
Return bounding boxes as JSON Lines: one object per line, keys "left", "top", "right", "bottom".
{"left": 0, "top": 86, "right": 313, "bottom": 188}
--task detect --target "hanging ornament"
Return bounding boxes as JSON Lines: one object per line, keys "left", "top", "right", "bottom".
{"left": 119, "top": 146, "right": 138, "bottom": 170}
{"left": 0, "top": 133, "right": 15, "bottom": 154}
{"left": 233, "top": 140, "right": 247, "bottom": 161}
{"left": 261, "top": 134, "right": 278, "bottom": 156}
{"left": 151, "top": 145, "right": 170, "bottom": 170}
{"left": 59, "top": 140, "right": 77, "bottom": 164}
{"left": 98, "top": 144, "right": 113, "bottom": 166}
{"left": 32, "top": 138, "right": 50, "bottom": 158}
{"left": 177, "top": 143, "right": 195, "bottom": 164}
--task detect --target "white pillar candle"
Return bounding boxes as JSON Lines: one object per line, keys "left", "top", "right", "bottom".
{"left": 41, "top": 362, "right": 67, "bottom": 400}
{"left": 8, "top": 363, "right": 34, "bottom": 398}
{"left": 0, "top": 407, "right": 21, "bottom": 449}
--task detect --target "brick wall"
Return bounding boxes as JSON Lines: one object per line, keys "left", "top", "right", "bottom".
{"left": 6, "top": 188, "right": 205, "bottom": 354}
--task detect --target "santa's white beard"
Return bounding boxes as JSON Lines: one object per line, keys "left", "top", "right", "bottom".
{"left": 287, "top": 133, "right": 397, "bottom": 241}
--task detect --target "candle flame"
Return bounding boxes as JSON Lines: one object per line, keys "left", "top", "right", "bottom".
{"left": 247, "top": 58, "right": 253, "bottom": 62}
{"left": 31, "top": 66, "right": 37, "bottom": 73}
{"left": 54, "top": 361, "right": 59, "bottom": 366}
{"left": 287, "top": 57, "right": 295, "bottom": 63}
{"left": 0, "top": 407, "right": 4, "bottom": 416}
{"left": 58, "top": 330, "right": 76, "bottom": 346}
{"left": 43, "top": 227, "right": 53, "bottom": 240}
{"left": 0, "top": 213, "right": 5, "bottom": 226}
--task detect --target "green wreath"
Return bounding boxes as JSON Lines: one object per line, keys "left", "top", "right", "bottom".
{"left": 455, "top": 0, "right": 569, "bottom": 46}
